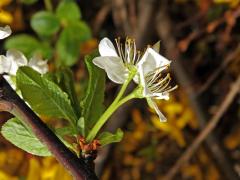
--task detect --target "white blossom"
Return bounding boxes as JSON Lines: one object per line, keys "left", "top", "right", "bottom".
{"left": 28, "top": 54, "right": 48, "bottom": 74}
{"left": 0, "top": 49, "right": 48, "bottom": 88}
{"left": 139, "top": 64, "right": 178, "bottom": 121}
{"left": 93, "top": 37, "right": 177, "bottom": 121}
{"left": 0, "top": 25, "right": 12, "bottom": 39}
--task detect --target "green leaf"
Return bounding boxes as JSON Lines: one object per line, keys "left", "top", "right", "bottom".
{"left": 56, "top": 0, "right": 81, "bottom": 23}
{"left": 74, "top": 21, "right": 92, "bottom": 42}
{"left": 1, "top": 118, "right": 51, "bottom": 156}
{"left": 80, "top": 51, "right": 106, "bottom": 135}
{"left": 38, "top": 41, "right": 53, "bottom": 59}
{"left": 56, "top": 22, "right": 91, "bottom": 66}
{"left": 16, "top": 66, "right": 78, "bottom": 128}
{"left": 20, "top": 0, "right": 38, "bottom": 4}
{"left": 4, "top": 34, "right": 53, "bottom": 59}
{"left": 56, "top": 27, "right": 79, "bottom": 66}
{"left": 98, "top": 129, "right": 124, "bottom": 146}
{"left": 4, "top": 34, "right": 39, "bottom": 58}
{"left": 55, "top": 126, "right": 76, "bottom": 136}
{"left": 44, "top": 68, "right": 81, "bottom": 117}
{"left": 31, "top": 11, "right": 60, "bottom": 37}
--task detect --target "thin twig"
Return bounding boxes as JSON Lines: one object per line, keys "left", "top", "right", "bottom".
{"left": 112, "top": 0, "right": 131, "bottom": 34}
{"left": 92, "top": 4, "right": 111, "bottom": 35}
{"left": 176, "top": 12, "right": 204, "bottom": 31}
{"left": 134, "top": 0, "right": 157, "bottom": 48}
{"left": 196, "top": 45, "right": 240, "bottom": 96}
{"left": 178, "top": 7, "right": 240, "bottom": 52}
{"left": 0, "top": 76, "right": 98, "bottom": 180}
{"left": 163, "top": 75, "right": 240, "bottom": 180}
{"left": 127, "top": 0, "right": 137, "bottom": 33}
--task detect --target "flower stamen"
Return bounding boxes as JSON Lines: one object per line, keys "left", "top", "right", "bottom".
{"left": 145, "top": 65, "right": 178, "bottom": 99}
{"left": 115, "top": 37, "right": 142, "bottom": 66}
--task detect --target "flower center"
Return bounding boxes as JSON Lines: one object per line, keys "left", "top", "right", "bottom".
{"left": 145, "top": 65, "right": 178, "bottom": 96}
{"left": 115, "top": 37, "right": 142, "bottom": 66}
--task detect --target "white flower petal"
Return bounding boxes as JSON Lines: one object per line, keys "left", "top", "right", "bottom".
{"left": 0, "top": 25, "right": 12, "bottom": 39}
{"left": 93, "top": 56, "right": 128, "bottom": 84}
{"left": 99, "top": 38, "right": 118, "bottom": 57}
{"left": 148, "top": 98, "right": 167, "bottom": 122}
{"left": 6, "top": 49, "right": 28, "bottom": 75}
{"left": 137, "top": 48, "right": 171, "bottom": 75}
{"left": 0, "top": 55, "right": 11, "bottom": 74}
{"left": 152, "top": 41, "right": 160, "bottom": 53}
{"left": 29, "top": 55, "right": 48, "bottom": 74}
{"left": 152, "top": 92, "right": 170, "bottom": 100}
{"left": 138, "top": 65, "right": 149, "bottom": 96}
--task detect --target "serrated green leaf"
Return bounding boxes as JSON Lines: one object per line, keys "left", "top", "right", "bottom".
{"left": 56, "top": 0, "right": 81, "bottom": 23}
{"left": 16, "top": 66, "right": 78, "bottom": 128}
{"left": 56, "top": 22, "right": 91, "bottom": 66}
{"left": 80, "top": 51, "right": 106, "bottom": 135}
{"left": 44, "top": 68, "right": 81, "bottom": 117}
{"left": 1, "top": 118, "right": 51, "bottom": 156}
{"left": 4, "top": 34, "right": 53, "bottom": 59}
{"left": 98, "top": 129, "right": 124, "bottom": 146}
{"left": 31, "top": 11, "right": 60, "bottom": 37}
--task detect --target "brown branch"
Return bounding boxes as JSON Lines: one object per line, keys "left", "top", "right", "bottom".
{"left": 0, "top": 76, "right": 98, "bottom": 180}
{"left": 163, "top": 75, "right": 240, "bottom": 180}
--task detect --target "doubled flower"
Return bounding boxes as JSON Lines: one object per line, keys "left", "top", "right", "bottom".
{"left": 93, "top": 37, "right": 177, "bottom": 121}
{"left": 0, "top": 25, "right": 11, "bottom": 39}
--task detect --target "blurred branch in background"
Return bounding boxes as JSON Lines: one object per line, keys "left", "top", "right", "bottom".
{"left": 163, "top": 75, "right": 240, "bottom": 180}
{"left": 196, "top": 45, "right": 240, "bottom": 96}
{"left": 156, "top": 4, "right": 239, "bottom": 180}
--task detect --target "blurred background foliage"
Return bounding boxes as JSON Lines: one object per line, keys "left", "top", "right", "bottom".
{"left": 0, "top": 0, "right": 240, "bottom": 180}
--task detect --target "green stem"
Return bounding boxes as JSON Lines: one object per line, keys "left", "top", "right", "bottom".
{"left": 116, "top": 93, "right": 136, "bottom": 108}
{"left": 113, "top": 70, "right": 136, "bottom": 104}
{"left": 44, "top": 0, "right": 53, "bottom": 12}
{"left": 86, "top": 71, "right": 137, "bottom": 142}
{"left": 86, "top": 92, "right": 135, "bottom": 142}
